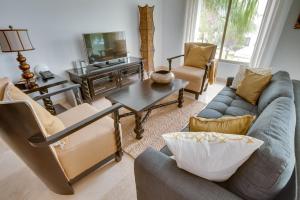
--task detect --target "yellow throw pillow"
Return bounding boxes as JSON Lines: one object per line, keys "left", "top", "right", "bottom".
{"left": 184, "top": 45, "right": 214, "bottom": 68}
{"left": 3, "top": 83, "right": 65, "bottom": 136}
{"left": 189, "top": 115, "right": 256, "bottom": 135}
{"left": 236, "top": 69, "right": 272, "bottom": 105}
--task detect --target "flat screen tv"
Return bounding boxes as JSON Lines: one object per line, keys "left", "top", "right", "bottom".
{"left": 83, "top": 31, "right": 127, "bottom": 64}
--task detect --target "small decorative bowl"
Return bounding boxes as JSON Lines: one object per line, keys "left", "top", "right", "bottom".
{"left": 150, "top": 70, "right": 175, "bottom": 84}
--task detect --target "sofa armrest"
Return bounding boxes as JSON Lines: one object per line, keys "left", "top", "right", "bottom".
{"left": 226, "top": 77, "right": 234, "bottom": 87}
{"left": 134, "top": 148, "right": 242, "bottom": 200}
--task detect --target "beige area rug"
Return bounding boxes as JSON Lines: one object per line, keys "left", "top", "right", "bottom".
{"left": 120, "top": 95, "right": 206, "bottom": 158}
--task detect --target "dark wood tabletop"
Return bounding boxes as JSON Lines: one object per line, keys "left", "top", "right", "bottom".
{"left": 106, "top": 79, "right": 188, "bottom": 112}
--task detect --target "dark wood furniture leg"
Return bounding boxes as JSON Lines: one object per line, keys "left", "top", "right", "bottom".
{"left": 81, "top": 79, "right": 93, "bottom": 104}
{"left": 141, "top": 61, "right": 145, "bottom": 80}
{"left": 178, "top": 88, "right": 184, "bottom": 108}
{"left": 113, "top": 108, "right": 123, "bottom": 161}
{"left": 72, "top": 87, "right": 83, "bottom": 105}
{"left": 39, "top": 88, "right": 56, "bottom": 115}
{"left": 195, "top": 93, "right": 200, "bottom": 100}
{"left": 134, "top": 112, "right": 144, "bottom": 140}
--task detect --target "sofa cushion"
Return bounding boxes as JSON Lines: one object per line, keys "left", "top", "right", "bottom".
{"left": 228, "top": 97, "right": 296, "bottom": 200}
{"left": 198, "top": 87, "right": 258, "bottom": 118}
{"left": 293, "top": 80, "right": 300, "bottom": 199}
{"left": 258, "top": 71, "right": 294, "bottom": 113}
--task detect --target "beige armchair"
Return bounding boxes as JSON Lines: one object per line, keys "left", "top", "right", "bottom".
{"left": 167, "top": 43, "right": 217, "bottom": 100}
{"left": 0, "top": 78, "right": 122, "bottom": 195}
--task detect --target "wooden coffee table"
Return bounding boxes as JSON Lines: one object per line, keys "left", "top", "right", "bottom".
{"left": 107, "top": 79, "right": 189, "bottom": 139}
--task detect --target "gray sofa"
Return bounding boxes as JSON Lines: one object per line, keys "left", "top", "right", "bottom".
{"left": 134, "top": 71, "right": 299, "bottom": 200}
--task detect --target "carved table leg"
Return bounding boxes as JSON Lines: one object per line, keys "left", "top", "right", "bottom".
{"left": 72, "top": 87, "right": 83, "bottom": 105}
{"left": 134, "top": 112, "right": 144, "bottom": 140}
{"left": 178, "top": 88, "right": 184, "bottom": 108}
{"left": 39, "top": 88, "right": 56, "bottom": 115}
{"left": 81, "top": 79, "right": 93, "bottom": 104}
{"left": 113, "top": 109, "right": 123, "bottom": 162}
{"left": 140, "top": 61, "right": 144, "bottom": 81}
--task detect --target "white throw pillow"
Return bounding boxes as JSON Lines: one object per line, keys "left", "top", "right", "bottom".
{"left": 231, "top": 65, "right": 271, "bottom": 89}
{"left": 162, "top": 132, "right": 264, "bottom": 182}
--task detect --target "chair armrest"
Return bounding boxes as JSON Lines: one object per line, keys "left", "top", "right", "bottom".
{"left": 28, "top": 103, "right": 122, "bottom": 147}
{"left": 226, "top": 77, "right": 234, "bottom": 87}
{"left": 167, "top": 55, "right": 184, "bottom": 71}
{"left": 205, "top": 62, "right": 213, "bottom": 71}
{"left": 134, "top": 147, "right": 242, "bottom": 200}
{"left": 167, "top": 54, "right": 184, "bottom": 61}
{"left": 33, "top": 83, "right": 82, "bottom": 102}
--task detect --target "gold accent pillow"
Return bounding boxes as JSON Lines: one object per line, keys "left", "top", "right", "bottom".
{"left": 184, "top": 45, "right": 214, "bottom": 68}
{"left": 236, "top": 69, "right": 272, "bottom": 105}
{"left": 189, "top": 115, "right": 256, "bottom": 135}
{"left": 3, "top": 83, "right": 65, "bottom": 136}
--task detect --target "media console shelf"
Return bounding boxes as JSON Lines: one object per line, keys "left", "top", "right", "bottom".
{"left": 67, "top": 57, "right": 144, "bottom": 103}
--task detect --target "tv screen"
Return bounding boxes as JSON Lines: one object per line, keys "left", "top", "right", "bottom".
{"left": 83, "top": 31, "right": 127, "bottom": 64}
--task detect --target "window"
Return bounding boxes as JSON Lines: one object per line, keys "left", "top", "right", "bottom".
{"left": 195, "top": 0, "right": 268, "bottom": 63}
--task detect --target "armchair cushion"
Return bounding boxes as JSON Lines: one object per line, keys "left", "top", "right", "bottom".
{"left": 56, "top": 103, "right": 117, "bottom": 179}
{"left": 172, "top": 66, "right": 205, "bottom": 92}
{"left": 258, "top": 71, "right": 294, "bottom": 113}
{"left": 3, "top": 82, "right": 65, "bottom": 136}
{"left": 184, "top": 45, "right": 214, "bottom": 68}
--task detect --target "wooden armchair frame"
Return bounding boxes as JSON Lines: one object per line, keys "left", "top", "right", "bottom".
{"left": 0, "top": 85, "right": 123, "bottom": 195}
{"left": 167, "top": 43, "right": 217, "bottom": 99}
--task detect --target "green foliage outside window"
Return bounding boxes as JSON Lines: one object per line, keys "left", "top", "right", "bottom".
{"left": 198, "top": 0, "right": 259, "bottom": 60}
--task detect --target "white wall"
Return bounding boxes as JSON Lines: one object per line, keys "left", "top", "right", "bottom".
{"left": 217, "top": 62, "right": 241, "bottom": 79}
{"left": 271, "top": 0, "right": 300, "bottom": 80}
{"left": 0, "top": 0, "right": 169, "bottom": 81}
{"left": 161, "top": 0, "right": 186, "bottom": 66}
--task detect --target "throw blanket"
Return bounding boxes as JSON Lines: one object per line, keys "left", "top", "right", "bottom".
{"left": 208, "top": 60, "right": 218, "bottom": 84}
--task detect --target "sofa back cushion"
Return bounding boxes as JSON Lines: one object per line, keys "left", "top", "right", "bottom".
{"left": 228, "top": 97, "right": 296, "bottom": 200}
{"left": 258, "top": 71, "right": 294, "bottom": 113}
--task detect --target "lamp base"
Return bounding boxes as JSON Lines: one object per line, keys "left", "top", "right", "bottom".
{"left": 17, "top": 52, "right": 37, "bottom": 89}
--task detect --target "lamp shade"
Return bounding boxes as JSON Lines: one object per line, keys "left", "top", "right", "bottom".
{"left": 0, "top": 28, "right": 34, "bottom": 52}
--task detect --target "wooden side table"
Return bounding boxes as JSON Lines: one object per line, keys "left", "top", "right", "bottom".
{"left": 15, "top": 74, "right": 68, "bottom": 115}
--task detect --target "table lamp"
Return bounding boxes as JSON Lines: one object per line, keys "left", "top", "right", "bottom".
{"left": 0, "top": 25, "right": 36, "bottom": 89}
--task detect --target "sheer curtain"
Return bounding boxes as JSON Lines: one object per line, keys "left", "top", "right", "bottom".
{"left": 250, "top": 0, "right": 294, "bottom": 67}
{"left": 183, "top": 0, "right": 200, "bottom": 43}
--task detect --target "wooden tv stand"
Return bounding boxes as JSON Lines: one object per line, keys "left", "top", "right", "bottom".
{"left": 67, "top": 57, "right": 144, "bottom": 103}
